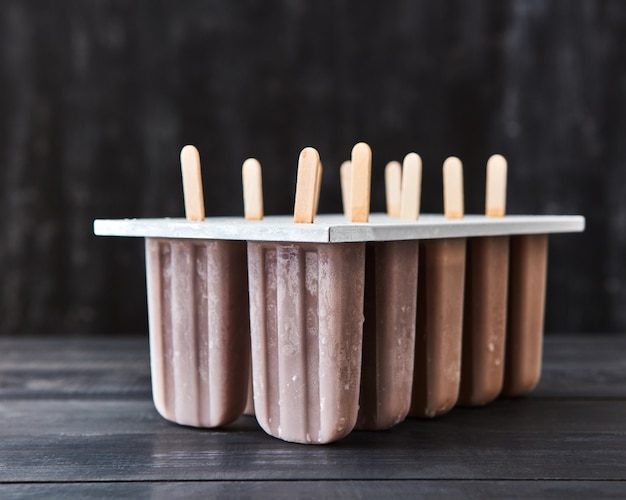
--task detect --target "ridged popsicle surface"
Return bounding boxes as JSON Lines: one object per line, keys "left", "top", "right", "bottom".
{"left": 503, "top": 234, "right": 548, "bottom": 396}
{"left": 247, "top": 242, "right": 365, "bottom": 444}
{"left": 356, "top": 241, "right": 419, "bottom": 430}
{"left": 409, "top": 238, "right": 466, "bottom": 418}
{"left": 145, "top": 238, "right": 250, "bottom": 427}
{"left": 459, "top": 235, "right": 510, "bottom": 406}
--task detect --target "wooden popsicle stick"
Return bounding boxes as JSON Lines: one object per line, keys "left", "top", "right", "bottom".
{"left": 385, "top": 161, "right": 402, "bottom": 217}
{"left": 180, "top": 145, "right": 205, "bottom": 221}
{"left": 400, "top": 153, "right": 422, "bottom": 221}
{"left": 313, "top": 159, "right": 323, "bottom": 216}
{"left": 242, "top": 158, "right": 264, "bottom": 220}
{"left": 340, "top": 160, "right": 351, "bottom": 218}
{"left": 485, "top": 154, "right": 507, "bottom": 218}
{"left": 294, "top": 147, "right": 320, "bottom": 224}
{"left": 350, "top": 142, "right": 372, "bottom": 223}
{"left": 443, "top": 156, "right": 464, "bottom": 219}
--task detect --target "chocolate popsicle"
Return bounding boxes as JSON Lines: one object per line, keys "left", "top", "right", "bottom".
{"left": 248, "top": 146, "right": 367, "bottom": 444}
{"left": 409, "top": 156, "right": 467, "bottom": 418}
{"left": 458, "top": 154, "right": 510, "bottom": 406}
{"left": 502, "top": 233, "right": 549, "bottom": 396}
{"left": 146, "top": 146, "right": 250, "bottom": 427}
{"left": 355, "top": 153, "right": 420, "bottom": 430}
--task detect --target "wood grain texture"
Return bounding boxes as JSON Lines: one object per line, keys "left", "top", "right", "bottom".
{"left": 2, "top": 481, "right": 625, "bottom": 499}
{"left": 349, "top": 142, "right": 372, "bottom": 222}
{"left": 2, "top": 399, "right": 626, "bottom": 482}
{"left": 3, "top": 335, "right": 623, "bottom": 400}
{"left": 0, "top": 1, "right": 624, "bottom": 334}
{"left": 293, "top": 147, "right": 320, "bottom": 223}
{"left": 0, "top": 334, "right": 625, "bottom": 492}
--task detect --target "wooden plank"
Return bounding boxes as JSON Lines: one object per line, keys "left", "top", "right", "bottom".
{"left": 533, "top": 334, "right": 626, "bottom": 398}
{"left": 3, "top": 335, "right": 625, "bottom": 399}
{"left": 293, "top": 147, "right": 320, "bottom": 224}
{"left": 1, "top": 480, "right": 625, "bottom": 499}
{"left": 0, "top": 369, "right": 150, "bottom": 400}
{"left": 0, "top": 337, "right": 149, "bottom": 365}
{"left": 0, "top": 337, "right": 150, "bottom": 399}
{"left": 1, "top": 399, "right": 626, "bottom": 481}
{"left": 1, "top": 334, "right": 626, "bottom": 487}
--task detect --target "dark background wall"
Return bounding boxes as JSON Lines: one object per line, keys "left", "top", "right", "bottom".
{"left": 0, "top": 0, "right": 623, "bottom": 335}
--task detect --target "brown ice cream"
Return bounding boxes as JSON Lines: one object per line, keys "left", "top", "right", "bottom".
{"left": 502, "top": 234, "right": 549, "bottom": 396}
{"left": 458, "top": 154, "right": 509, "bottom": 407}
{"left": 458, "top": 235, "right": 509, "bottom": 406}
{"left": 409, "top": 238, "right": 466, "bottom": 418}
{"left": 145, "top": 238, "right": 250, "bottom": 427}
{"left": 247, "top": 241, "right": 365, "bottom": 444}
{"left": 356, "top": 240, "right": 419, "bottom": 430}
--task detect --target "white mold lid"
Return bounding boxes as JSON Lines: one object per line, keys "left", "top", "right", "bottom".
{"left": 94, "top": 213, "right": 585, "bottom": 243}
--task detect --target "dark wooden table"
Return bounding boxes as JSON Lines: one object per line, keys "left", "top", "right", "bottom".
{"left": 1, "top": 334, "right": 625, "bottom": 498}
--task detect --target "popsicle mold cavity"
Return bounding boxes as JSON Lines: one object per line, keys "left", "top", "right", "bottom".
{"left": 409, "top": 238, "right": 466, "bottom": 418}
{"left": 503, "top": 234, "right": 548, "bottom": 396}
{"left": 247, "top": 241, "right": 365, "bottom": 444}
{"left": 145, "top": 238, "right": 250, "bottom": 427}
{"left": 459, "top": 235, "right": 510, "bottom": 406}
{"left": 356, "top": 241, "right": 419, "bottom": 430}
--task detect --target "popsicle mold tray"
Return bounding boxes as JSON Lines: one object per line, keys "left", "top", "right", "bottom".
{"left": 94, "top": 213, "right": 584, "bottom": 444}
